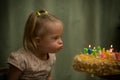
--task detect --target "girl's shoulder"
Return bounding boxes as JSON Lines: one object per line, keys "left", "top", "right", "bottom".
{"left": 7, "top": 48, "right": 30, "bottom": 71}
{"left": 10, "top": 48, "right": 28, "bottom": 58}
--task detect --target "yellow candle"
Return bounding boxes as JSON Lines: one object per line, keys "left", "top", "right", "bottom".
{"left": 102, "top": 48, "right": 105, "bottom": 54}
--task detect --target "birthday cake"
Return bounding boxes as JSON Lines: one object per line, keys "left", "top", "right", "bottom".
{"left": 72, "top": 45, "right": 120, "bottom": 76}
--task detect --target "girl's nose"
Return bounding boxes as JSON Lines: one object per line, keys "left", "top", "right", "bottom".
{"left": 59, "top": 38, "right": 63, "bottom": 44}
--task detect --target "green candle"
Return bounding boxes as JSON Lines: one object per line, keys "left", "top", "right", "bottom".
{"left": 84, "top": 48, "right": 88, "bottom": 53}
{"left": 93, "top": 47, "right": 97, "bottom": 57}
{"left": 97, "top": 46, "right": 101, "bottom": 53}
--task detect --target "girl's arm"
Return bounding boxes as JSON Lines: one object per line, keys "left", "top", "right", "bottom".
{"left": 47, "top": 71, "right": 52, "bottom": 80}
{"left": 8, "top": 64, "right": 22, "bottom": 80}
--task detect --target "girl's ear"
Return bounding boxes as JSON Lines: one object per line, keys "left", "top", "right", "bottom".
{"left": 35, "top": 37, "right": 41, "bottom": 44}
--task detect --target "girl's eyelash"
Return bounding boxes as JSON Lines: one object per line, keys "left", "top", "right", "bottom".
{"left": 53, "top": 36, "right": 59, "bottom": 39}
{"left": 52, "top": 35, "right": 62, "bottom": 40}
{"left": 54, "top": 37, "right": 58, "bottom": 39}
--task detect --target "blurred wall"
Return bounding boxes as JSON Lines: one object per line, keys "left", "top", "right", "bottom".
{"left": 0, "top": 0, "right": 120, "bottom": 80}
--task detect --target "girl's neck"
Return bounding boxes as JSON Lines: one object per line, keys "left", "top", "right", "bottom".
{"left": 33, "top": 51, "right": 49, "bottom": 60}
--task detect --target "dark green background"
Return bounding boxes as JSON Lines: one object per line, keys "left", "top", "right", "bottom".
{"left": 0, "top": 0, "right": 120, "bottom": 80}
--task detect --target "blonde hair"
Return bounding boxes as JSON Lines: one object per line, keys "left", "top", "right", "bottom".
{"left": 23, "top": 10, "right": 61, "bottom": 52}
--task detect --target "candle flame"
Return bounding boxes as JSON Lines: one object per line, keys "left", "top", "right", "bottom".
{"left": 110, "top": 45, "right": 113, "bottom": 48}
{"left": 89, "top": 45, "right": 91, "bottom": 48}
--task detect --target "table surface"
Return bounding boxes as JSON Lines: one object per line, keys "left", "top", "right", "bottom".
{"left": 99, "top": 74, "right": 120, "bottom": 80}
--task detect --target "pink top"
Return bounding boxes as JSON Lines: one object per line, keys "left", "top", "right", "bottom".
{"left": 8, "top": 48, "right": 56, "bottom": 80}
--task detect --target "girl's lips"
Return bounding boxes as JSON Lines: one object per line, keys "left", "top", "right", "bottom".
{"left": 60, "top": 45, "right": 63, "bottom": 49}
{"left": 57, "top": 46, "right": 63, "bottom": 50}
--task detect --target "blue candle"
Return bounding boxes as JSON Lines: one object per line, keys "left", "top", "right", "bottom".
{"left": 88, "top": 45, "right": 92, "bottom": 54}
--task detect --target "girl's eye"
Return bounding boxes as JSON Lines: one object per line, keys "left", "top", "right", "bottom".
{"left": 53, "top": 36, "right": 58, "bottom": 40}
{"left": 52, "top": 36, "right": 60, "bottom": 40}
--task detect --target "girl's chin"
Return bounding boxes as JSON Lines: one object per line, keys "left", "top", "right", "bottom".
{"left": 49, "top": 47, "right": 63, "bottom": 53}
{"left": 49, "top": 50, "right": 60, "bottom": 53}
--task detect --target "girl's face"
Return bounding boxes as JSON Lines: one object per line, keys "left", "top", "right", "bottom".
{"left": 37, "top": 21, "right": 63, "bottom": 53}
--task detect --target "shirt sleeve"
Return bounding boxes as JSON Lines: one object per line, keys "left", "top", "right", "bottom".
{"left": 8, "top": 52, "right": 26, "bottom": 71}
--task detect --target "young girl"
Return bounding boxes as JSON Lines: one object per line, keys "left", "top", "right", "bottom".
{"left": 7, "top": 10, "right": 63, "bottom": 80}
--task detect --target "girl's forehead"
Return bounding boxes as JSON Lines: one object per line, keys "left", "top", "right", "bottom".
{"left": 44, "top": 21, "right": 63, "bottom": 30}
{"left": 43, "top": 22, "right": 63, "bottom": 36}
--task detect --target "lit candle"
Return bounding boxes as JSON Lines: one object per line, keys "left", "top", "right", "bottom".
{"left": 93, "top": 47, "right": 97, "bottom": 57}
{"left": 88, "top": 45, "right": 92, "bottom": 54}
{"left": 109, "top": 45, "right": 114, "bottom": 52}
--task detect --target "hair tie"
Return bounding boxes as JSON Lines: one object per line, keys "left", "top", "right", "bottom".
{"left": 36, "top": 10, "right": 48, "bottom": 16}
{"left": 36, "top": 12, "right": 41, "bottom": 16}
{"left": 45, "top": 11, "right": 48, "bottom": 14}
